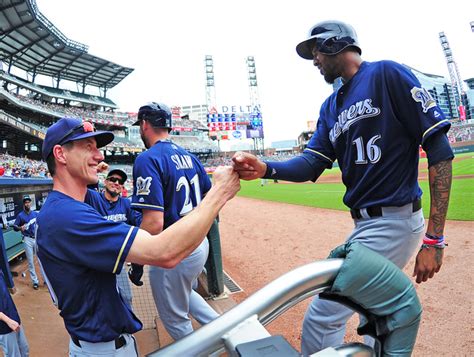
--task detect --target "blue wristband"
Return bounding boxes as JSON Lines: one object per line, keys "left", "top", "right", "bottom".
{"left": 425, "top": 233, "right": 444, "bottom": 241}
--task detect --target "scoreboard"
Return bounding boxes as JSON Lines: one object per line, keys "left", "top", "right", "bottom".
{"left": 207, "top": 110, "right": 264, "bottom": 140}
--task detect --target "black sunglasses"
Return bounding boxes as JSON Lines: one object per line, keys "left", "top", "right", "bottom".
{"left": 57, "top": 122, "right": 96, "bottom": 145}
{"left": 107, "top": 176, "right": 124, "bottom": 185}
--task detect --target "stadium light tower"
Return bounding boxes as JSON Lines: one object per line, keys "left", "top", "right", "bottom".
{"left": 246, "top": 56, "right": 264, "bottom": 152}
{"left": 204, "top": 55, "right": 217, "bottom": 109}
{"left": 246, "top": 56, "right": 260, "bottom": 108}
{"left": 438, "top": 31, "right": 467, "bottom": 120}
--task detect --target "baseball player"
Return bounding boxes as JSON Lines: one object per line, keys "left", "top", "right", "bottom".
{"left": 130, "top": 102, "right": 220, "bottom": 341}
{"left": 85, "top": 168, "right": 141, "bottom": 309}
{"left": 36, "top": 117, "right": 239, "bottom": 356}
{"left": 0, "top": 229, "right": 30, "bottom": 357}
{"left": 13, "top": 196, "right": 41, "bottom": 290}
{"left": 232, "top": 20, "right": 453, "bottom": 355}
{"left": 0, "top": 271, "right": 30, "bottom": 357}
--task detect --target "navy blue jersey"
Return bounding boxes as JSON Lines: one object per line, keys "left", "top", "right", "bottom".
{"left": 85, "top": 189, "right": 142, "bottom": 226}
{"left": 36, "top": 191, "right": 142, "bottom": 342}
{"left": 0, "top": 270, "right": 20, "bottom": 335}
{"left": 13, "top": 210, "right": 38, "bottom": 238}
{"left": 305, "top": 61, "right": 451, "bottom": 209}
{"left": 131, "top": 140, "right": 211, "bottom": 229}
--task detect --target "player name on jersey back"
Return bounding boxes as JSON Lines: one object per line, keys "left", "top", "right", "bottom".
{"left": 171, "top": 154, "right": 194, "bottom": 170}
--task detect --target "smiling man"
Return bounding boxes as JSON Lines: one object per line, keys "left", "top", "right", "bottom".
{"left": 85, "top": 168, "right": 141, "bottom": 310}
{"left": 36, "top": 117, "right": 240, "bottom": 356}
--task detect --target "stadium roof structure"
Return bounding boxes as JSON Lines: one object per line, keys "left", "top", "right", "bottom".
{"left": 0, "top": 0, "right": 134, "bottom": 90}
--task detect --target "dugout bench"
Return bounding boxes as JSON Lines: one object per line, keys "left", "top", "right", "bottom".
{"left": 2, "top": 228, "right": 25, "bottom": 262}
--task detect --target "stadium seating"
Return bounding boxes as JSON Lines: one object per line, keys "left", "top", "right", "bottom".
{"left": 448, "top": 123, "right": 474, "bottom": 143}
{"left": 0, "top": 154, "right": 50, "bottom": 179}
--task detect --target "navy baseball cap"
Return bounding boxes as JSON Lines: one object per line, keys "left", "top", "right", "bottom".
{"left": 132, "top": 102, "right": 172, "bottom": 129}
{"left": 42, "top": 118, "right": 114, "bottom": 161}
{"left": 107, "top": 168, "right": 127, "bottom": 183}
{"left": 23, "top": 196, "right": 32, "bottom": 203}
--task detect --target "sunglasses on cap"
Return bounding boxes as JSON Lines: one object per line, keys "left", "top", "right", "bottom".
{"left": 57, "top": 121, "right": 96, "bottom": 146}
{"left": 107, "top": 176, "right": 124, "bottom": 185}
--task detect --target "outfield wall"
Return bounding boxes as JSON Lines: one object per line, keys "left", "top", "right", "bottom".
{"left": 450, "top": 140, "right": 474, "bottom": 154}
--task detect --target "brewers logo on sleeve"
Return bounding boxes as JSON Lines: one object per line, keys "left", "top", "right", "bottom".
{"left": 136, "top": 176, "right": 152, "bottom": 196}
{"left": 410, "top": 87, "right": 437, "bottom": 113}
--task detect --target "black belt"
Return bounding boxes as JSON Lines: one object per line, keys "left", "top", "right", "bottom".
{"left": 350, "top": 199, "right": 422, "bottom": 219}
{"left": 71, "top": 335, "right": 126, "bottom": 349}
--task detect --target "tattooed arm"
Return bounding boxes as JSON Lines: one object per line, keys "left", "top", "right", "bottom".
{"left": 413, "top": 159, "right": 452, "bottom": 284}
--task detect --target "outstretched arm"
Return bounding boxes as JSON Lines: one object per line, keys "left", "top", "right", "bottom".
{"left": 232, "top": 151, "right": 328, "bottom": 182}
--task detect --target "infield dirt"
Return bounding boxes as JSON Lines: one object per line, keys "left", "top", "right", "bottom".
{"left": 219, "top": 196, "right": 473, "bottom": 356}
{"left": 4, "top": 196, "right": 473, "bottom": 356}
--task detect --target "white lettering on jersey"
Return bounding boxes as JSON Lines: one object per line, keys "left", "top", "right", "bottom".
{"left": 136, "top": 176, "right": 152, "bottom": 196}
{"left": 329, "top": 99, "right": 381, "bottom": 143}
{"left": 103, "top": 213, "right": 127, "bottom": 222}
{"left": 410, "top": 86, "right": 437, "bottom": 113}
{"left": 24, "top": 217, "right": 37, "bottom": 230}
{"left": 171, "top": 154, "right": 194, "bottom": 170}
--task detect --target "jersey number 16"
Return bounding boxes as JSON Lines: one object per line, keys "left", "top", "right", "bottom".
{"left": 352, "top": 135, "right": 382, "bottom": 164}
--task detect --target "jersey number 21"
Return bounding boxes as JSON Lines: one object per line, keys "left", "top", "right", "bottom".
{"left": 177, "top": 174, "right": 202, "bottom": 216}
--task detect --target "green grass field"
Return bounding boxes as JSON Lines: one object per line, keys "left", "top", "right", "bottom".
{"left": 237, "top": 154, "right": 474, "bottom": 221}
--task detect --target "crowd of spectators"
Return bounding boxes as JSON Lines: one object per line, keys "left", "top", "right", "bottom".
{"left": 6, "top": 90, "right": 210, "bottom": 132}
{"left": 202, "top": 157, "right": 232, "bottom": 169}
{"left": 201, "top": 152, "right": 299, "bottom": 173}
{"left": 172, "top": 117, "right": 208, "bottom": 131}
{"left": 0, "top": 154, "right": 50, "bottom": 179}
{"left": 5, "top": 90, "right": 135, "bottom": 127}
{"left": 171, "top": 135, "right": 218, "bottom": 152}
{"left": 448, "top": 124, "right": 474, "bottom": 143}
{"left": 257, "top": 153, "right": 299, "bottom": 162}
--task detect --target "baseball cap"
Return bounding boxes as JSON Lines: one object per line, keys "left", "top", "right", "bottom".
{"left": 23, "top": 196, "right": 32, "bottom": 203}
{"left": 132, "top": 102, "right": 172, "bottom": 128}
{"left": 42, "top": 118, "right": 114, "bottom": 161}
{"left": 107, "top": 169, "right": 127, "bottom": 183}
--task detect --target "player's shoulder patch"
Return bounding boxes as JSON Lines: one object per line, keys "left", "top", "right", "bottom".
{"left": 136, "top": 176, "right": 152, "bottom": 196}
{"left": 410, "top": 86, "right": 437, "bottom": 113}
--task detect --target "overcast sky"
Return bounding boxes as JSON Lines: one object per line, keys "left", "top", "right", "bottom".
{"left": 34, "top": 0, "right": 474, "bottom": 147}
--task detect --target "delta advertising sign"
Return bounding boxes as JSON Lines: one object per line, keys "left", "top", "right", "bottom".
{"left": 207, "top": 105, "right": 264, "bottom": 140}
